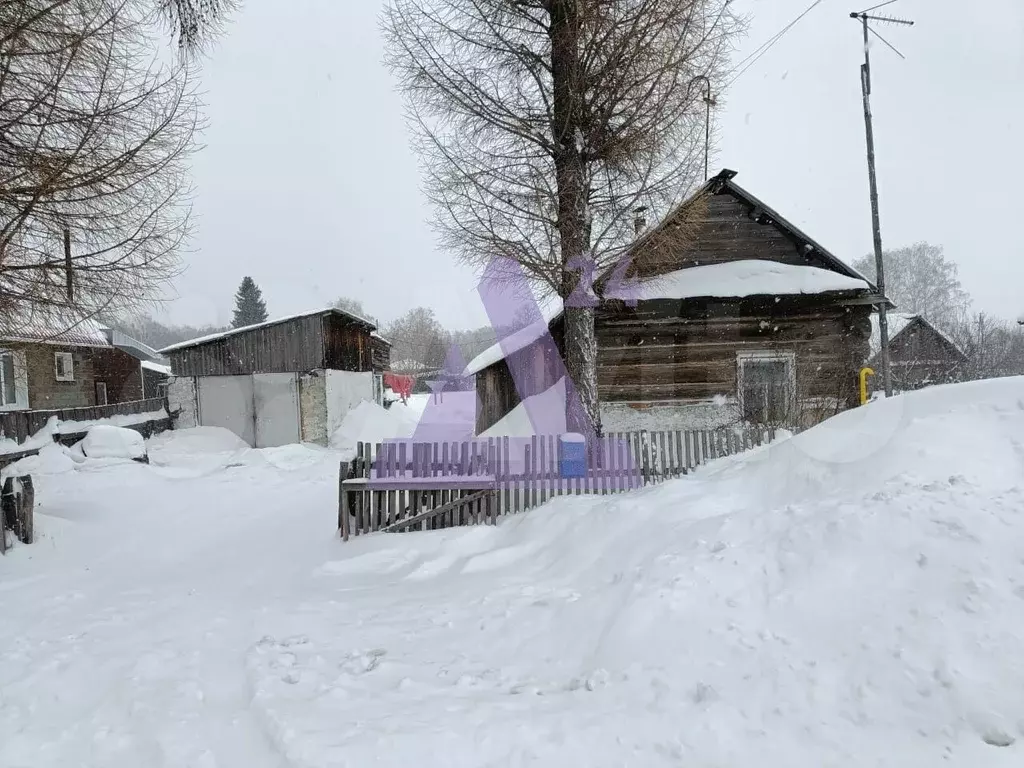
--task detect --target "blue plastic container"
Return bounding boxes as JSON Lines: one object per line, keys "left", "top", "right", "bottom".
{"left": 559, "top": 433, "right": 587, "bottom": 478}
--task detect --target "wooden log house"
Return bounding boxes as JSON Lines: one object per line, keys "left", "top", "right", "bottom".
{"left": 868, "top": 312, "right": 966, "bottom": 392}
{"left": 471, "top": 169, "right": 887, "bottom": 435}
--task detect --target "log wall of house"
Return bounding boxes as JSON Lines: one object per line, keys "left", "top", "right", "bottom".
{"left": 596, "top": 296, "right": 871, "bottom": 409}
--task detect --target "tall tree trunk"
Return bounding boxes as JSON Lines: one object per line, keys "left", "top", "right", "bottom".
{"left": 550, "top": 0, "right": 601, "bottom": 436}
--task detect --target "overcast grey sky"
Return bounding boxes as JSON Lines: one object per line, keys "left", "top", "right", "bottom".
{"left": 163, "top": 0, "right": 1023, "bottom": 330}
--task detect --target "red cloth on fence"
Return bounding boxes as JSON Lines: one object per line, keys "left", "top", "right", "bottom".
{"left": 384, "top": 372, "right": 415, "bottom": 400}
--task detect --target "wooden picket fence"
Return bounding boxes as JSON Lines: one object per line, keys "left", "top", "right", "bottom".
{"left": 339, "top": 425, "right": 774, "bottom": 540}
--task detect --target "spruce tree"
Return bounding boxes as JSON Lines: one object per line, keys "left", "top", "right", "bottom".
{"left": 231, "top": 276, "right": 269, "bottom": 328}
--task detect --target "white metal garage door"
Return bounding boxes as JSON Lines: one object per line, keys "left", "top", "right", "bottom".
{"left": 253, "top": 373, "right": 300, "bottom": 448}
{"left": 198, "top": 375, "right": 255, "bottom": 446}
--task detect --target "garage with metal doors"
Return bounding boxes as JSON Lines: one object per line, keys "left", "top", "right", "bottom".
{"left": 162, "top": 308, "right": 391, "bottom": 447}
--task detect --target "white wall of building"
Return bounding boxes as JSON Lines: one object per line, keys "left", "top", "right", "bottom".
{"left": 325, "top": 370, "right": 374, "bottom": 439}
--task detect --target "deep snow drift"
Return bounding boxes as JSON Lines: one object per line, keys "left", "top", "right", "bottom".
{"left": 2, "top": 378, "right": 1024, "bottom": 766}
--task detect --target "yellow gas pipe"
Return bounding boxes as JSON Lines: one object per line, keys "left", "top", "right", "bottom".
{"left": 859, "top": 367, "right": 875, "bottom": 405}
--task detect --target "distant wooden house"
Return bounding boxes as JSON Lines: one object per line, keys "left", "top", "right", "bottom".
{"left": 141, "top": 360, "right": 171, "bottom": 399}
{"left": 470, "top": 169, "right": 886, "bottom": 435}
{"left": 868, "top": 312, "right": 966, "bottom": 391}
{"left": 0, "top": 311, "right": 163, "bottom": 413}
{"left": 161, "top": 307, "right": 391, "bottom": 447}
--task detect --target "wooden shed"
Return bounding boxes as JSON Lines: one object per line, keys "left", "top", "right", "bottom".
{"left": 161, "top": 308, "right": 391, "bottom": 447}
{"left": 470, "top": 169, "right": 886, "bottom": 435}
{"left": 868, "top": 312, "right": 966, "bottom": 391}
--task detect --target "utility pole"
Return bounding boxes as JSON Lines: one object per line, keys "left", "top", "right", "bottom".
{"left": 850, "top": 4, "right": 913, "bottom": 397}
{"left": 687, "top": 75, "right": 716, "bottom": 181}
{"left": 63, "top": 227, "right": 74, "bottom": 303}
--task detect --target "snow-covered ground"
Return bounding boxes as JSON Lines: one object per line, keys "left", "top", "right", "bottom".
{"left": 2, "top": 378, "right": 1024, "bottom": 766}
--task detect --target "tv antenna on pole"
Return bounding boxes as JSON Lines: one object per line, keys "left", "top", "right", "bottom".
{"left": 850, "top": 1, "right": 913, "bottom": 398}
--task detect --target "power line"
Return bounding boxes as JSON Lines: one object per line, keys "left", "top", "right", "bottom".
{"left": 860, "top": 0, "right": 901, "bottom": 12}
{"left": 725, "top": 0, "right": 828, "bottom": 88}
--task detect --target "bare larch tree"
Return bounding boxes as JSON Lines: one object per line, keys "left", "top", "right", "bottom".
{"left": 0, "top": 0, "right": 199, "bottom": 334}
{"left": 853, "top": 242, "right": 970, "bottom": 333}
{"left": 382, "top": 0, "right": 738, "bottom": 432}
{"left": 158, "top": 0, "right": 235, "bottom": 51}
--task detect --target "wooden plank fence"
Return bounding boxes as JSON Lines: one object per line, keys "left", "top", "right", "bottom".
{"left": 339, "top": 425, "right": 774, "bottom": 540}
{"left": 0, "top": 397, "right": 168, "bottom": 445}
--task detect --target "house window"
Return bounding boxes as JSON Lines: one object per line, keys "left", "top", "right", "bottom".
{"left": 95, "top": 381, "right": 108, "bottom": 406}
{"left": 55, "top": 351, "right": 74, "bottom": 382}
{"left": 737, "top": 352, "right": 795, "bottom": 426}
{"left": 0, "top": 351, "right": 17, "bottom": 406}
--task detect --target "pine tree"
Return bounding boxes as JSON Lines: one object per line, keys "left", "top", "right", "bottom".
{"left": 231, "top": 276, "right": 269, "bottom": 328}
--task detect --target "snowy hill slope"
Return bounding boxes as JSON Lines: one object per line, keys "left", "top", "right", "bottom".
{"left": 1, "top": 379, "right": 1023, "bottom": 767}
{"left": 249, "top": 378, "right": 1024, "bottom": 767}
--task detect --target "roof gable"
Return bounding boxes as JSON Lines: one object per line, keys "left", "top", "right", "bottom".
{"left": 869, "top": 312, "right": 966, "bottom": 361}
{"left": 625, "top": 169, "right": 877, "bottom": 292}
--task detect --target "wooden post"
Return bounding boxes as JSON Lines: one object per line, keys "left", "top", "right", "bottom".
{"left": 640, "top": 430, "right": 651, "bottom": 485}
{"left": 339, "top": 462, "right": 348, "bottom": 539}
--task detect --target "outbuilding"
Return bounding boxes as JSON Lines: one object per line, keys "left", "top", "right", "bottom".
{"left": 161, "top": 307, "right": 390, "bottom": 447}
{"left": 868, "top": 312, "right": 966, "bottom": 391}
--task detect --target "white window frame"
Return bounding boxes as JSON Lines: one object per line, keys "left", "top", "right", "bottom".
{"left": 0, "top": 350, "right": 18, "bottom": 407}
{"left": 55, "top": 351, "right": 75, "bottom": 382}
{"left": 736, "top": 351, "right": 796, "bottom": 425}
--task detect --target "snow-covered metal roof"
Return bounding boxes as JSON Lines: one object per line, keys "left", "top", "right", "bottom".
{"left": 465, "top": 297, "right": 564, "bottom": 376}
{"left": 141, "top": 359, "right": 172, "bottom": 376}
{"left": 159, "top": 307, "right": 376, "bottom": 354}
{"left": 0, "top": 309, "right": 110, "bottom": 347}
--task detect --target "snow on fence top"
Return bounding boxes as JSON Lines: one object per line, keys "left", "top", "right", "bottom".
{"left": 159, "top": 307, "right": 377, "bottom": 354}
{"left": 466, "top": 260, "right": 870, "bottom": 375}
